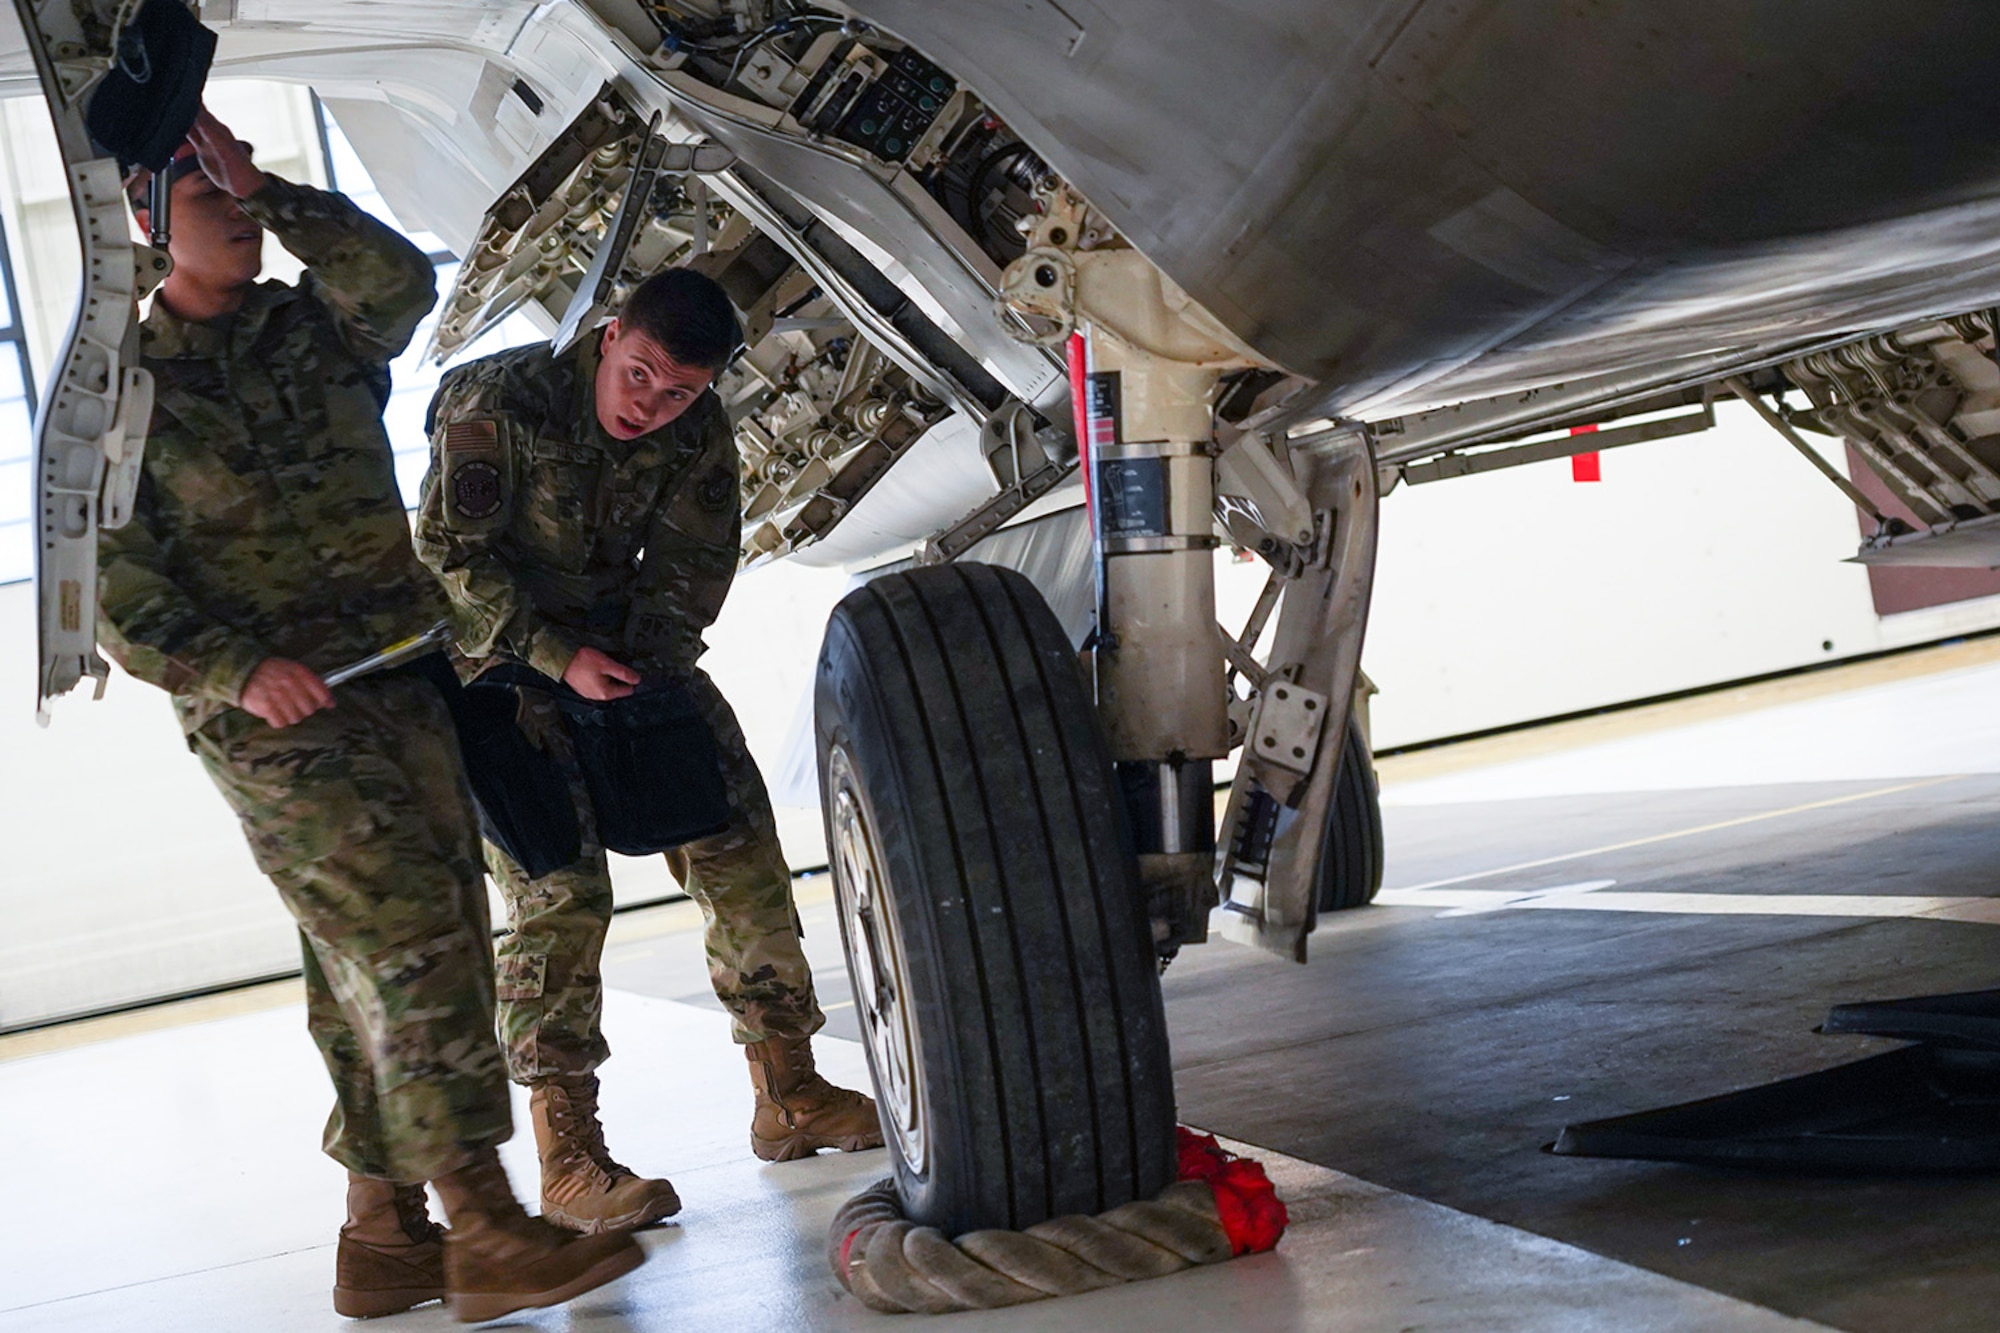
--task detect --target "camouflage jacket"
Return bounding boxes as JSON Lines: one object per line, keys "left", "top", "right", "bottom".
{"left": 97, "top": 176, "right": 443, "bottom": 735}
{"left": 413, "top": 337, "right": 740, "bottom": 680}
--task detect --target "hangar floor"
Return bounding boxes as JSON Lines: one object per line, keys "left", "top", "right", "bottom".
{"left": 6, "top": 637, "right": 2000, "bottom": 1330}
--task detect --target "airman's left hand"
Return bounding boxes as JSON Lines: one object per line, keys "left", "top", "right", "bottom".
{"left": 564, "top": 646, "right": 642, "bottom": 702}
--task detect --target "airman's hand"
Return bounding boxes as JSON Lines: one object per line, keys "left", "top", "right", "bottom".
{"left": 564, "top": 646, "right": 641, "bottom": 701}
{"left": 187, "top": 105, "right": 268, "bottom": 200}
{"left": 241, "top": 657, "right": 334, "bottom": 729}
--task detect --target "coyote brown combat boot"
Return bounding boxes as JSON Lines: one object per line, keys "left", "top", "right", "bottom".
{"left": 530, "top": 1073, "right": 682, "bottom": 1233}
{"left": 333, "top": 1173, "right": 445, "bottom": 1318}
{"left": 746, "top": 1035, "right": 886, "bottom": 1162}
{"left": 431, "top": 1146, "right": 645, "bottom": 1323}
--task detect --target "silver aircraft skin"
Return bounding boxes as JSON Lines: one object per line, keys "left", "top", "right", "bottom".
{"left": 12, "top": 2, "right": 2000, "bottom": 579}
{"left": 12, "top": 0, "right": 2000, "bottom": 929}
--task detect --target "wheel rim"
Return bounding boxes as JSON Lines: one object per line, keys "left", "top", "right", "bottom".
{"left": 828, "top": 745, "right": 927, "bottom": 1176}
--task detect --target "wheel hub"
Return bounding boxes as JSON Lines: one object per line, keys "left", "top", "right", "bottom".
{"left": 828, "top": 747, "right": 926, "bottom": 1175}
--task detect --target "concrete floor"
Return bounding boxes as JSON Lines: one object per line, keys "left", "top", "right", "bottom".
{"left": 0, "top": 973, "right": 1832, "bottom": 1332}
{"left": 1172, "top": 775, "right": 2000, "bottom": 1333}
{"left": 1164, "top": 649, "right": 2000, "bottom": 1333}
{"left": 7, "top": 644, "right": 2000, "bottom": 1329}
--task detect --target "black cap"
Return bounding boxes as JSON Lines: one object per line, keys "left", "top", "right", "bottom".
{"left": 125, "top": 139, "right": 254, "bottom": 210}
{"left": 85, "top": 0, "right": 217, "bottom": 172}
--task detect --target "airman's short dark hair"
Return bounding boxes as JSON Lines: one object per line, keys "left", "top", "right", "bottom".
{"left": 618, "top": 268, "right": 744, "bottom": 372}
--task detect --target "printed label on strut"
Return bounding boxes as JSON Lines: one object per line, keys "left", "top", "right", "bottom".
{"left": 1096, "top": 457, "right": 1169, "bottom": 537}
{"left": 1085, "top": 370, "right": 1121, "bottom": 451}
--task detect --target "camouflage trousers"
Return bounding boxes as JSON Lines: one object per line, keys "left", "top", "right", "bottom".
{"left": 485, "top": 666, "right": 823, "bottom": 1081}
{"left": 191, "top": 674, "right": 511, "bottom": 1183}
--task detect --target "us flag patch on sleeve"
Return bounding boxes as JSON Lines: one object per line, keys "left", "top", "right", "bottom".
{"left": 443, "top": 419, "right": 500, "bottom": 454}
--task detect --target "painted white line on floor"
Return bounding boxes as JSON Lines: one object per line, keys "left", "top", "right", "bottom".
{"left": 1432, "top": 880, "right": 1618, "bottom": 917}
{"left": 1378, "top": 884, "right": 2000, "bottom": 924}
{"left": 1391, "top": 776, "right": 1960, "bottom": 892}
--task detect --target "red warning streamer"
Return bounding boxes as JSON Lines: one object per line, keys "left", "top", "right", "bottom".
{"left": 1067, "top": 331, "right": 1094, "bottom": 514}
{"left": 1570, "top": 423, "right": 1601, "bottom": 482}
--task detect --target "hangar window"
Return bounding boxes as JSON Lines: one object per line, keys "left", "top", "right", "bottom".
{"left": 0, "top": 213, "right": 35, "bottom": 588}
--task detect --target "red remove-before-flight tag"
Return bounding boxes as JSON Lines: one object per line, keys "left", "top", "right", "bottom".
{"left": 1570, "top": 423, "right": 1600, "bottom": 482}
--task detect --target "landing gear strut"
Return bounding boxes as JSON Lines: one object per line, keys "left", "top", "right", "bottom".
{"left": 999, "top": 184, "right": 1382, "bottom": 963}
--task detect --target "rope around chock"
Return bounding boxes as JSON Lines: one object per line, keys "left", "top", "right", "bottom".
{"left": 828, "top": 1129, "right": 1289, "bottom": 1314}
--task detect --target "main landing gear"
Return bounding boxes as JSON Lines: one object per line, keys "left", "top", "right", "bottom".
{"left": 818, "top": 183, "right": 1381, "bottom": 1230}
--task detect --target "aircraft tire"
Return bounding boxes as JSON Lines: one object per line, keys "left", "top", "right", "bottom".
{"left": 1315, "top": 714, "right": 1384, "bottom": 912}
{"left": 815, "top": 562, "right": 1177, "bottom": 1235}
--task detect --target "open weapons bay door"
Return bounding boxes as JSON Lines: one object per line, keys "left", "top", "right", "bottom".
{"left": 13, "top": 0, "right": 183, "bottom": 721}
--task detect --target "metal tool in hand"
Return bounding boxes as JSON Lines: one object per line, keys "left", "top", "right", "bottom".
{"left": 321, "top": 619, "right": 454, "bottom": 687}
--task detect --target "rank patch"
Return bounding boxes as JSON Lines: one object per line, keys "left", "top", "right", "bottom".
{"left": 452, "top": 459, "right": 504, "bottom": 519}
{"left": 696, "top": 464, "right": 735, "bottom": 512}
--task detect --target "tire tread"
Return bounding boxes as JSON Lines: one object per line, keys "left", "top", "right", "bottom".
{"left": 817, "top": 564, "right": 1174, "bottom": 1232}
{"left": 1318, "top": 717, "right": 1385, "bottom": 912}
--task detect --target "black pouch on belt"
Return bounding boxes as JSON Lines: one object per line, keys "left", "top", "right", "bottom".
{"left": 471, "top": 663, "right": 733, "bottom": 858}
{"left": 404, "top": 655, "right": 583, "bottom": 880}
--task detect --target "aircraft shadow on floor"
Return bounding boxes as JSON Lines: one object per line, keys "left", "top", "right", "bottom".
{"left": 1553, "top": 987, "right": 2000, "bottom": 1172}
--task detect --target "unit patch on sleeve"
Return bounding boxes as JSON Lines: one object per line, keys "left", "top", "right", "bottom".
{"left": 451, "top": 459, "right": 504, "bottom": 520}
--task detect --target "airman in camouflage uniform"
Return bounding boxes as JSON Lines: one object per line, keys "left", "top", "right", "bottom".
{"left": 98, "top": 110, "right": 642, "bottom": 1320}
{"left": 416, "top": 270, "right": 882, "bottom": 1230}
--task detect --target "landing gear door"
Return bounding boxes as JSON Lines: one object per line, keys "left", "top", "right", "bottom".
{"left": 1216, "top": 431, "right": 1381, "bottom": 961}
{"left": 13, "top": 0, "right": 167, "bottom": 721}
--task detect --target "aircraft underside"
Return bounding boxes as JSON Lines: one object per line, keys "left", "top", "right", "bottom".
{"left": 12, "top": 0, "right": 2000, "bottom": 1238}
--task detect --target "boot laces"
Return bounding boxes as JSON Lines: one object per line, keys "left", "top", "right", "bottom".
{"left": 548, "top": 1080, "right": 634, "bottom": 1183}
{"left": 392, "top": 1184, "right": 442, "bottom": 1245}
{"left": 768, "top": 1062, "right": 842, "bottom": 1106}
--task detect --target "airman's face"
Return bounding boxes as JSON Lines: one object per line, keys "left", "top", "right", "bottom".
{"left": 137, "top": 168, "right": 263, "bottom": 292}
{"left": 595, "top": 319, "right": 715, "bottom": 440}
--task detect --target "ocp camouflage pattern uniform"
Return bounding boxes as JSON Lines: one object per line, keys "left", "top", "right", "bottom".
{"left": 97, "top": 177, "right": 511, "bottom": 1183}
{"left": 414, "top": 337, "right": 824, "bottom": 1081}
